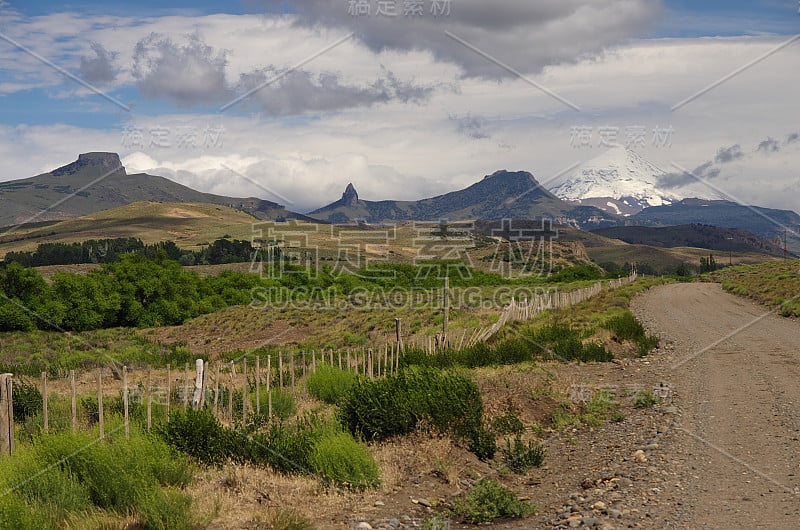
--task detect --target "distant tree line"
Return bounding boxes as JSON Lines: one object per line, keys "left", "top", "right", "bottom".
{"left": 2, "top": 237, "right": 259, "bottom": 268}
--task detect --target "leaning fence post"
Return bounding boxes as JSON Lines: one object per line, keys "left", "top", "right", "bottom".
{"left": 42, "top": 371, "right": 49, "bottom": 434}
{"left": 183, "top": 362, "right": 190, "bottom": 410}
{"left": 0, "top": 373, "right": 14, "bottom": 455}
{"left": 242, "top": 357, "right": 248, "bottom": 427}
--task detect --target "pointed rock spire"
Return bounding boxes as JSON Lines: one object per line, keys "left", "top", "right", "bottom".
{"left": 341, "top": 182, "right": 359, "bottom": 206}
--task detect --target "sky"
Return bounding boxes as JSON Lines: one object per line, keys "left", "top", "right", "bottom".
{"left": 0, "top": 0, "right": 798, "bottom": 213}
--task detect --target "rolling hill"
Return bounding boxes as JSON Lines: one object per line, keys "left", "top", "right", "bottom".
{"left": 632, "top": 199, "right": 800, "bottom": 253}
{"left": 0, "top": 152, "right": 311, "bottom": 228}
{"left": 591, "top": 224, "right": 790, "bottom": 257}
{"left": 309, "top": 170, "right": 619, "bottom": 228}
{"left": 0, "top": 201, "right": 264, "bottom": 254}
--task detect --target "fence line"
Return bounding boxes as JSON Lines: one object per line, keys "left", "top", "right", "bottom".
{"left": 469, "top": 272, "right": 638, "bottom": 345}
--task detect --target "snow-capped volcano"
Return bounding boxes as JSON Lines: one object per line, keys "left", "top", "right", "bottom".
{"left": 549, "top": 146, "right": 681, "bottom": 216}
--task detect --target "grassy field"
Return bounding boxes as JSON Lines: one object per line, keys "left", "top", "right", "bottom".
{"left": 708, "top": 259, "right": 800, "bottom": 317}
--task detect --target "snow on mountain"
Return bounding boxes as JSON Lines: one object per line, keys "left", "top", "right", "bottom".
{"left": 549, "top": 146, "right": 692, "bottom": 215}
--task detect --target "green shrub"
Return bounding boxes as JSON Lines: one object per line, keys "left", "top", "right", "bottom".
{"left": 501, "top": 436, "right": 545, "bottom": 474}
{"left": 249, "top": 419, "right": 318, "bottom": 474}
{"left": 601, "top": 311, "right": 659, "bottom": 356}
{"left": 452, "top": 479, "right": 534, "bottom": 523}
{"left": 339, "top": 368, "right": 494, "bottom": 459}
{"left": 0, "top": 494, "right": 45, "bottom": 530}
{"left": 157, "top": 407, "right": 242, "bottom": 466}
{"left": 306, "top": 364, "right": 357, "bottom": 404}
{"left": 309, "top": 432, "right": 380, "bottom": 489}
{"left": 633, "top": 390, "right": 658, "bottom": 408}
{"left": 12, "top": 378, "right": 42, "bottom": 422}
{"left": 491, "top": 412, "right": 526, "bottom": 435}
{"left": 0, "top": 429, "right": 196, "bottom": 529}
{"left": 138, "top": 488, "right": 194, "bottom": 530}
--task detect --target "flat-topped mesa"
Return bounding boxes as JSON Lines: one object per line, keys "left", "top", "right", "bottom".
{"left": 341, "top": 182, "right": 359, "bottom": 206}
{"left": 52, "top": 152, "right": 125, "bottom": 177}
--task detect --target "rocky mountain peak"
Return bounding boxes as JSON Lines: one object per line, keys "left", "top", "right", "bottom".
{"left": 52, "top": 152, "right": 125, "bottom": 177}
{"left": 341, "top": 183, "right": 359, "bottom": 206}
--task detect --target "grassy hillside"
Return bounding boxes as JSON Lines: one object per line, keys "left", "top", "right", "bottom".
{"left": 708, "top": 259, "right": 800, "bottom": 317}
{"left": 592, "top": 224, "right": 787, "bottom": 256}
{"left": 0, "top": 202, "right": 260, "bottom": 253}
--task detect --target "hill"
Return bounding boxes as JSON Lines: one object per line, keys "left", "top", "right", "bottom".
{"left": 590, "top": 224, "right": 789, "bottom": 257}
{"left": 309, "top": 170, "right": 618, "bottom": 228}
{"left": 632, "top": 199, "right": 800, "bottom": 253}
{"left": 0, "top": 152, "right": 310, "bottom": 228}
{"left": 0, "top": 201, "right": 263, "bottom": 253}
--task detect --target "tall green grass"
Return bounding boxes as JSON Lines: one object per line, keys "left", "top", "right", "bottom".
{"left": 0, "top": 428, "right": 195, "bottom": 529}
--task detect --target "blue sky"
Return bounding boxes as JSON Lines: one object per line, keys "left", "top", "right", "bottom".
{"left": 0, "top": 0, "right": 798, "bottom": 211}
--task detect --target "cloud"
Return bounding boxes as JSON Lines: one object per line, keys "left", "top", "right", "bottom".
{"left": 756, "top": 137, "right": 780, "bottom": 153}
{"left": 133, "top": 33, "right": 230, "bottom": 106}
{"left": 257, "top": 0, "right": 662, "bottom": 78}
{"left": 786, "top": 132, "right": 799, "bottom": 144}
{"left": 658, "top": 160, "right": 720, "bottom": 189}
{"left": 79, "top": 42, "right": 118, "bottom": 84}
{"left": 714, "top": 144, "right": 743, "bottom": 163}
{"left": 235, "top": 68, "right": 433, "bottom": 116}
{"left": 449, "top": 113, "right": 490, "bottom": 139}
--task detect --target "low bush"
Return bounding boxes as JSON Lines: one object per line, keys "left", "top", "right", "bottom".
{"left": 309, "top": 431, "right": 380, "bottom": 489}
{"left": 501, "top": 436, "right": 545, "bottom": 474}
{"left": 601, "top": 311, "right": 659, "bottom": 357}
{"left": 339, "top": 368, "right": 495, "bottom": 459}
{"left": 11, "top": 378, "right": 42, "bottom": 422}
{"left": 157, "top": 407, "right": 243, "bottom": 466}
{"left": 0, "top": 429, "right": 195, "bottom": 529}
{"left": 306, "top": 364, "right": 357, "bottom": 404}
{"left": 452, "top": 479, "right": 534, "bottom": 523}
{"left": 251, "top": 387, "right": 297, "bottom": 421}
{"left": 491, "top": 412, "right": 526, "bottom": 436}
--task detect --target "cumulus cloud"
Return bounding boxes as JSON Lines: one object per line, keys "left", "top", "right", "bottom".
{"left": 235, "top": 68, "right": 433, "bottom": 116}
{"left": 449, "top": 113, "right": 490, "bottom": 139}
{"left": 133, "top": 33, "right": 230, "bottom": 106}
{"left": 79, "top": 42, "right": 118, "bottom": 84}
{"left": 257, "top": 0, "right": 661, "bottom": 78}
{"left": 785, "top": 132, "right": 799, "bottom": 144}
{"left": 756, "top": 136, "right": 780, "bottom": 153}
{"left": 714, "top": 144, "right": 743, "bottom": 163}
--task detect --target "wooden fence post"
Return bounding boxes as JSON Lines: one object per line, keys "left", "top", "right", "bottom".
{"left": 70, "top": 369, "right": 77, "bottom": 432}
{"left": 213, "top": 362, "right": 220, "bottom": 416}
{"left": 41, "top": 371, "right": 48, "bottom": 433}
{"left": 242, "top": 358, "right": 248, "bottom": 427}
{"left": 266, "top": 355, "right": 272, "bottom": 420}
{"left": 228, "top": 361, "right": 235, "bottom": 423}
{"left": 122, "top": 366, "right": 129, "bottom": 439}
{"left": 395, "top": 318, "right": 403, "bottom": 351}
{"left": 192, "top": 359, "right": 204, "bottom": 410}
{"left": 165, "top": 364, "right": 171, "bottom": 422}
{"left": 0, "top": 374, "right": 14, "bottom": 455}
{"left": 97, "top": 368, "right": 105, "bottom": 441}
{"left": 255, "top": 356, "right": 261, "bottom": 415}
{"left": 290, "top": 353, "right": 295, "bottom": 391}
{"left": 279, "top": 354, "right": 284, "bottom": 388}
{"left": 183, "top": 362, "right": 190, "bottom": 409}
{"left": 146, "top": 366, "right": 152, "bottom": 432}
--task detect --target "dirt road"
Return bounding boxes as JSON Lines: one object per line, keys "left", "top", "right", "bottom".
{"left": 632, "top": 282, "right": 800, "bottom": 529}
